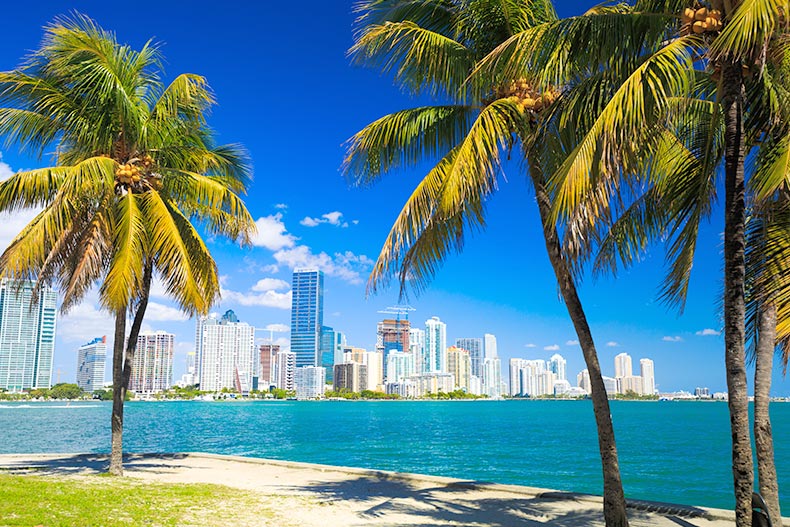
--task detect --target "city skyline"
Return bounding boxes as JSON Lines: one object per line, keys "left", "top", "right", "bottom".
{"left": 0, "top": 1, "right": 786, "bottom": 395}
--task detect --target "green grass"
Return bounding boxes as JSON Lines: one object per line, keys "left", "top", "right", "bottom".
{"left": 0, "top": 471, "right": 267, "bottom": 527}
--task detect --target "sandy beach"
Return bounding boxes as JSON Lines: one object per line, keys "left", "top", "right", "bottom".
{"left": 0, "top": 452, "right": 759, "bottom": 526}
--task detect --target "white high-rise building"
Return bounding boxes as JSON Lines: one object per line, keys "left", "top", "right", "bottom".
{"left": 424, "top": 317, "right": 447, "bottom": 373}
{"left": 621, "top": 375, "right": 644, "bottom": 395}
{"left": 276, "top": 350, "right": 296, "bottom": 390}
{"left": 577, "top": 369, "right": 591, "bottom": 394}
{"left": 614, "top": 352, "right": 633, "bottom": 378}
{"left": 386, "top": 351, "right": 415, "bottom": 384}
{"left": 295, "top": 366, "right": 325, "bottom": 399}
{"left": 482, "top": 357, "right": 502, "bottom": 398}
{"left": 510, "top": 358, "right": 550, "bottom": 396}
{"left": 640, "top": 358, "right": 656, "bottom": 395}
{"left": 456, "top": 337, "right": 483, "bottom": 378}
{"left": 0, "top": 279, "right": 57, "bottom": 391}
{"left": 130, "top": 331, "right": 174, "bottom": 394}
{"left": 76, "top": 336, "right": 106, "bottom": 393}
{"left": 195, "top": 310, "right": 256, "bottom": 393}
{"left": 409, "top": 328, "right": 425, "bottom": 374}
{"left": 483, "top": 333, "right": 497, "bottom": 360}
{"left": 364, "top": 351, "right": 384, "bottom": 391}
{"left": 446, "top": 346, "right": 472, "bottom": 391}
{"left": 548, "top": 353, "right": 567, "bottom": 381}
{"left": 602, "top": 376, "right": 618, "bottom": 396}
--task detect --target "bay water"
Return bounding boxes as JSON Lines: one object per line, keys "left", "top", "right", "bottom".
{"left": 1, "top": 399, "right": 787, "bottom": 511}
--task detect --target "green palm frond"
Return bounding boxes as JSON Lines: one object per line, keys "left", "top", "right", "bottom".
{"left": 709, "top": 0, "right": 788, "bottom": 62}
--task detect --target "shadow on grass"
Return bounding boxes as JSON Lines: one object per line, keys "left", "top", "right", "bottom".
{"left": 0, "top": 452, "right": 190, "bottom": 476}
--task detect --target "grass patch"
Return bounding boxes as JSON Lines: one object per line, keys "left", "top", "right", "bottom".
{"left": 0, "top": 472, "right": 267, "bottom": 527}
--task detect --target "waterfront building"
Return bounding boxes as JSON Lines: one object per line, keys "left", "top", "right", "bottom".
{"left": 482, "top": 357, "right": 502, "bottom": 398}
{"left": 342, "top": 346, "right": 367, "bottom": 365}
{"left": 640, "top": 358, "right": 656, "bottom": 395}
{"left": 130, "top": 331, "right": 174, "bottom": 394}
{"left": 76, "top": 336, "right": 106, "bottom": 393}
{"left": 621, "top": 375, "right": 644, "bottom": 395}
{"left": 334, "top": 362, "right": 367, "bottom": 393}
{"left": 0, "top": 279, "right": 57, "bottom": 391}
{"left": 695, "top": 387, "right": 710, "bottom": 398}
{"left": 276, "top": 350, "right": 296, "bottom": 390}
{"left": 409, "top": 328, "right": 425, "bottom": 374}
{"left": 259, "top": 344, "right": 280, "bottom": 389}
{"left": 386, "top": 351, "right": 415, "bottom": 383}
{"left": 446, "top": 346, "right": 472, "bottom": 391}
{"left": 567, "top": 386, "right": 588, "bottom": 398}
{"left": 291, "top": 268, "right": 324, "bottom": 368}
{"left": 364, "top": 351, "right": 384, "bottom": 391}
{"left": 510, "top": 359, "right": 548, "bottom": 396}
{"left": 377, "top": 318, "right": 410, "bottom": 377}
{"left": 195, "top": 310, "right": 256, "bottom": 393}
{"left": 602, "top": 376, "right": 618, "bottom": 397}
{"left": 424, "top": 317, "right": 447, "bottom": 373}
{"left": 484, "top": 333, "right": 498, "bottom": 360}
{"left": 456, "top": 337, "right": 483, "bottom": 378}
{"left": 385, "top": 379, "right": 418, "bottom": 398}
{"left": 319, "top": 327, "right": 346, "bottom": 382}
{"left": 577, "top": 369, "right": 591, "bottom": 394}
{"left": 468, "top": 374, "right": 482, "bottom": 396}
{"left": 548, "top": 353, "right": 567, "bottom": 381}
{"left": 295, "top": 366, "right": 325, "bottom": 399}
{"left": 614, "top": 352, "right": 633, "bottom": 378}
{"left": 553, "top": 379, "right": 572, "bottom": 396}
{"left": 411, "top": 372, "right": 454, "bottom": 397}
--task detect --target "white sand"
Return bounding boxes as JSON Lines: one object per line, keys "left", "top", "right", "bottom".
{"left": 0, "top": 452, "right": 747, "bottom": 526}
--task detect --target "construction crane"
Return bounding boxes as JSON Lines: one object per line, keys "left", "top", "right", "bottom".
{"left": 377, "top": 305, "right": 416, "bottom": 322}
{"left": 377, "top": 305, "right": 416, "bottom": 355}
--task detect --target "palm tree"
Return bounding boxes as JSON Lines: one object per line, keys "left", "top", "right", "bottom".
{"left": 477, "top": 1, "right": 790, "bottom": 524}
{"left": 345, "top": 1, "right": 629, "bottom": 524}
{"left": 0, "top": 15, "right": 255, "bottom": 475}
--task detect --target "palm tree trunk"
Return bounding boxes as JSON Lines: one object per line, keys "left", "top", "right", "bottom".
{"left": 530, "top": 163, "right": 629, "bottom": 527}
{"left": 108, "top": 262, "right": 153, "bottom": 477}
{"left": 754, "top": 302, "right": 780, "bottom": 523}
{"left": 109, "top": 306, "right": 127, "bottom": 476}
{"left": 721, "top": 58, "right": 753, "bottom": 527}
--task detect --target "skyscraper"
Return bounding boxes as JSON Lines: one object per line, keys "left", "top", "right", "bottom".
{"left": 577, "top": 369, "right": 591, "bottom": 394}
{"left": 130, "top": 331, "right": 174, "bottom": 394}
{"left": 377, "top": 318, "right": 410, "bottom": 378}
{"left": 320, "top": 326, "right": 345, "bottom": 382}
{"left": 76, "top": 336, "right": 106, "bottom": 393}
{"left": 614, "top": 352, "right": 633, "bottom": 378}
{"left": 259, "top": 344, "right": 280, "bottom": 389}
{"left": 291, "top": 269, "right": 324, "bottom": 368}
{"left": 0, "top": 279, "right": 57, "bottom": 391}
{"left": 295, "top": 366, "right": 325, "bottom": 399}
{"left": 483, "top": 333, "right": 498, "bottom": 360}
{"left": 482, "top": 357, "right": 502, "bottom": 398}
{"left": 456, "top": 337, "right": 483, "bottom": 378}
{"left": 640, "top": 358, "right": 656, "bottom": 395}
{"left": 409, "top": 328, "right": 425, "bottom": 374}
{"left": 276, "top": 350, "right": 296, "bottom": 390}
{"left": 548, "top": 353, "right": 567, "bottom": 381}
{"left": 385, "top": 351, "right": 415, "bottom": 384}
{"left": 195, "top": 310, "right": 256, "bottom": 393}
{"left": 447, "top": 346, "right": 472, "bottom": 391}
{"left": 424, "top": 316, "right": 447, "bottom": 373}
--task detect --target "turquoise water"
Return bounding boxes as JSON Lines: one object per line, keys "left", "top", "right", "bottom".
{"left": 0, "top": 399, "right": 787, "bottom": 511}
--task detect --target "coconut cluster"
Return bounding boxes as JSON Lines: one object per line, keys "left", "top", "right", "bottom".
{"left": 495, "top": 79, "right": 559, "bottom": 114}
{"left": 681, "top": 6, "right": 723, "bottom": 35}
{"left": 115, "top": 154, "right": 161, "bottom": 191}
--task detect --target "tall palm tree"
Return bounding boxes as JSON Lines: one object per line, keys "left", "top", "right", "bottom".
{"left": 345, "top": 1, "right": 629, "bottom": 524}
{"left": 478, "top": 1, "right": 790, "bottom": 524}
{"left": 0, "top": 15, "right": 255, "bottom": 475}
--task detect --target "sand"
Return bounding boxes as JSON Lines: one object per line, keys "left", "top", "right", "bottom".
{"left": 0, "top": 452, "right": 754, "bottom": 526}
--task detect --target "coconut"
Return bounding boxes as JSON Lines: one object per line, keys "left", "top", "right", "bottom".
{"left": 523, "top": 98, "right": 536, "bottom": 109}
{"left": 695, "top": 7, "right": 708, "bottom": 21}
{"left": 683, "top": 7, "right": 695, "bottom": 22}
{"left": 692, "top": 21, "right": 706, "bottom": 33}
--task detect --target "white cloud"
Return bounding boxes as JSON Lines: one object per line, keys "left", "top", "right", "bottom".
{"left": 352, "top": 220, "right": 359, "bottom": 225}
{"left": 274, "top": 203, "right": 288, "bottom": 210}
{"left": 251, "top": 213, "right": 297, "bottom": 250}
{"left": 0, "top": 157, "right": 41, "bottom": 254}
{"left": 58, "top": 301, "right": 114, "bottom": 344}
{"left": 662, "top": 336, "right": 683, "bottom": 342}
{"left": 524, "top": 343, "right": 536, "bottom": 348}
{"left": 251, "top": 278, "right": 289, "bottom": 292}
{"left": 263, "top": 323, "right": 289, "bottom": 333}
{"left": 221, "top": 287, "right": 292, "bottom": 309}
{"left": 273, "top": 246, "right": 373, "bottom": 284}
{"left": 143, "top": 302, "right": 189, "bottom": 322}
{"left": 544, "top": 344, "right": 560, "bottom": 351}
{"left": 0, "top": 157, "right": 13, "bottom": 180}
{"left": 606, "top": 341, "right": 619, "bottom": 347}
{"left": 696, "top": 328, "right": 721, "bottom": 336}
{"left": 300, "top": 211, "right": 346, "bottom": 228}
{"left": 565, "top": 340, "right": 579, "bottom": 346}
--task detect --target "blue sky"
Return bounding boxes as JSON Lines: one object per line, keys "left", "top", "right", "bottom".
{"left": 0, "top": 1, "right": 783, "bottom": 394}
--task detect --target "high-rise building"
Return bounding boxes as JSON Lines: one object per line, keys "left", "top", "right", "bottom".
{"left": 195, "top": 310, "right": 256, "bottom": 393}
{"left": 259, "top": 344, "right": 280, "bottom": 389}
{"left": 291, "top": 268, "right": 324, "bottom": 368}
{"left": 320, "top": 326, "right": 346, "bottom": 382}
{"left": 364, "top": 351, "right": 384, "bottom": 391}
{"left": 446, "top": 346, "right": 472, "bottom": 391}
{"left": 577, "top": 369, "right": 591, "bottom": 394}
{"left": 130, "top": 331, "right": 174, "bottom": 394}
{"left": 640, "top": 358, "right": 656, "bottom": 395}
{"left": 0, "top": 279, "right": 57, "bottom": 391}
{"left": 614, "top": 352, "right": 633, "bottom": 378}
{"left": 385, "top": 351, "right": 414, "bottom": 384}
{"left": 548, "top": 353, "right": 567, "bottom": 381}
{"left": 76, "top": 336, "right": 106, "bottom": 393}
{"left": 377, "top": 318, "right": 410, "bottom": 378}
{"left": 409, "top": 328, "right": 425, "bottom": 374}
{"left": 621, "top": 375, "right": 644, "bottom": 395}
{"left": 509, "top": 358, "right": 550, "bottom": 396}
{"left": 276, "top": 350, "right": 296, "bottom": 390}
{"left": 483, "top": 333, "right": 498, "bottom": 360}
{"left": 456, "top": 337, "right": 483, "bottom": 378}
{"left": 424, "top": 317, "right": 447, "bottom": 373}
{"left": 295, "top": 366, "right": 325, "bottom": 399}
{"left": 334, "top": 362, "right": 367, "bottom": 393}
{"left": 482, "top": 357, "right": 502, "bottom": 398}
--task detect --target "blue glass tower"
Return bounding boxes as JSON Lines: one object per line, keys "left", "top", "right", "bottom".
{"left": 290, "top": 269, "right": 324, "bottom": 368}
